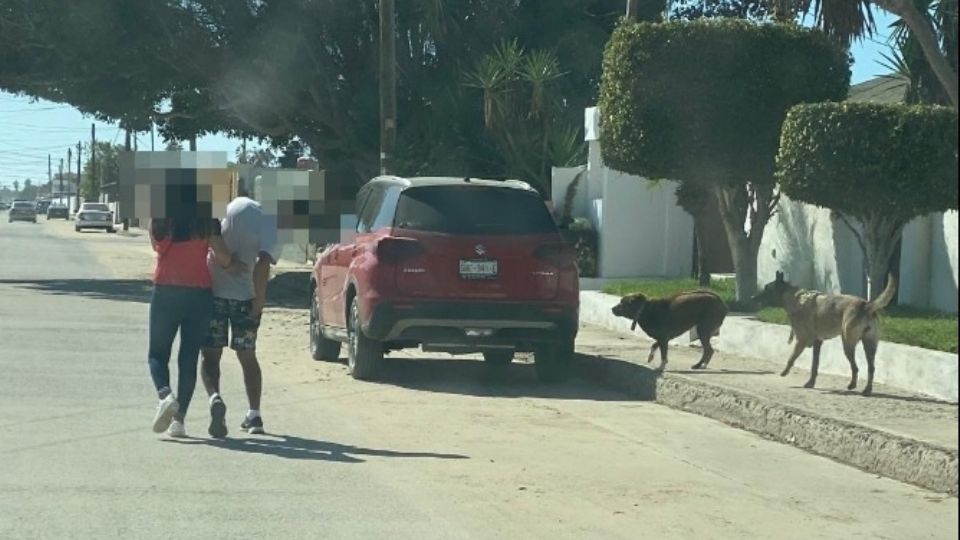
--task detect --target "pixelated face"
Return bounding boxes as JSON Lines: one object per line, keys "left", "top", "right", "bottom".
{"left": 118, "top": 151, "right": 231, "bottom": 220}
{"left": 611, "top": 293, "right": 648, "bottom": 320}
{"left": 248, "top": 169, "right": 353, "bottom": 247}
{"left": 753, "top": 271, "right": 790, "bottom": 307}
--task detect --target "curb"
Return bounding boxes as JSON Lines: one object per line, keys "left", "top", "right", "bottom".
{"left": 573, "top": 352, "right": 959, "bottom": 496}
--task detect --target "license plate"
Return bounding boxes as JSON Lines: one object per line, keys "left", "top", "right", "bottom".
{"left": 459, "top": 259, "right": 498, "bottom": 279}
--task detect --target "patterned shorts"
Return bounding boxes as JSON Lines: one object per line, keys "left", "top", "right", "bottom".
{"left": 204, "top": 297, "right": 261, "bottom": 352}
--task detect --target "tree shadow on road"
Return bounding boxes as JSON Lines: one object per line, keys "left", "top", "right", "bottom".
{"left": 0, "top": 278, "right": 153, "bottom": 304}
{"left": 202, "top": 434, "right": 469, "bottom": 463}
{"left": 366, "top": 355, "right": 635, "bottom": 402}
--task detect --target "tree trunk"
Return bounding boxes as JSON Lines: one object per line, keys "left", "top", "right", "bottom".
{"left": 877, "top": 0, "right": 959, "bottom": 109}
{"left": 713, "top": 184, "right": 777, "bottom": 302}
{"left": 862, "top": 214, "right": 904, "bottom": 300}
{"left": 694, "top": 218, "right": 711, "bottom": 287}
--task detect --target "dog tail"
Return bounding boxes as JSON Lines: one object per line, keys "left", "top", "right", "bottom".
{"left": 866, "top": 273, "right": 897, "bottom": 315}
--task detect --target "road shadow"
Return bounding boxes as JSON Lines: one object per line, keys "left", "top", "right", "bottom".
{"left": 0, "top": 278, "right": 153, "bottom": 304}
{"left": 202, "top": 434, "right": 468, "bottom": 463}
{"left": 818, "top": 388, "right": 958, "bottom": 406}
{"left": 266, "top": 271, "right": 310, "bottom": 310}
{"left": 368, "top": 354, "right": 634, "bottom": 401}
{"left": 572, "top": 352, "right": 659, "bottom": 401}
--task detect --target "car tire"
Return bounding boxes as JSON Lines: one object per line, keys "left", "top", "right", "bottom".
{"left": 107, "top": 228, "right": 116, "bottom": 233}
{"left": 534, "top": 338, "right": 574, "bottom": 383}
{"left": 482, "top": 350, "right": 514, "bottom": 366}
{"left": 310, "top": 290, "right": 342, "bottom": 361}
{"left": 347, "top": 296, "right": 382, "bottom": 381}
{"left": 75, "top": 226, "right": 81, "bottom": 232}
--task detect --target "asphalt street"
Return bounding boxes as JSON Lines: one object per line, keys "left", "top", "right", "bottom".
{"left": 0, "top": 214, "right": 956, "bottom": 540}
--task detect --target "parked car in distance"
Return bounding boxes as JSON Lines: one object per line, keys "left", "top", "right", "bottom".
{"left": 75, "top": 202, "right": 115, "bottom": 233}
{"left": 310, "top": 176, "right": 580, "bottom": 383}
{"left": 8, "top": 200, "right": 38, "bottom": 223}
{"left": 35, "top": 199, "right": 51, "bottom": 214}
{"left": 0, "top": 201, "right": 10, "bottom": 210}
{"left": 46, "top": 202, "right": 70, "bottom": 220}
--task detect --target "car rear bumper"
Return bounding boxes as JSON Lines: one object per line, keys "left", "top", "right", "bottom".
{"left": 77, "top": 220, "right": 113, "bottom": 228}
{"left": 9, "top": 213, "right": 36, "bottom": 221}
{"left": 364, "top": 301, "right": 578, "bottom": 350}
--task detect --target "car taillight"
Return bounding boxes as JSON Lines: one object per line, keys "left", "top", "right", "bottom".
{"left": 376, "top": 237, "right": 424, "bottom": 264}
{"left": 534, "top": 244, "right": 576, "bottom": 267}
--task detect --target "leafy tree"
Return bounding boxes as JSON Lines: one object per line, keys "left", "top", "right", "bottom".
{"left": 19, "top": 179, "right": 37, "bottom": 200}
{"left": 0, "top": 0, "right": 649, "bottom": 196}
{"left": 801, "top": 0, "right": 958, "bottom": 109}
{"left": 237, "top": 145, "right": 277, "bottom": 168}
{"left": 777, "top": 102, "right": 958, "bottom": 299}
{"left": 880, "top": 0, "right": 958, "bottom": 106}
{"left": 81, "top": 142, "right": 123, "bottom": 201}
{"left": 599, "top": 19, "right": 849, "bottom": 300}
{"left": 12, "top": 180, "right": 20, "bottom": 195}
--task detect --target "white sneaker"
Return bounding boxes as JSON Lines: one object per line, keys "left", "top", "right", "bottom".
{"left": 168, "top": 419, "right": 187, "bottom": 438}
{"left": 152, "top": 394, "right": 179, "bottom": 433}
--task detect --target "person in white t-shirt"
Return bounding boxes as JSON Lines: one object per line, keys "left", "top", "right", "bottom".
{"left": 200, "top": 187, "right": 281, "bottom": 437}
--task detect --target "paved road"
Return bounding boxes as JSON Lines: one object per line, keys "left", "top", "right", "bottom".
{"left": 0, "top": 214, "right": 956, "bottom": 540}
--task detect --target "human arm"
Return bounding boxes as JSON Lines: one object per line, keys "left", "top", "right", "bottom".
{"left": 251, "top": 252, "right": 273, "bottom": 316}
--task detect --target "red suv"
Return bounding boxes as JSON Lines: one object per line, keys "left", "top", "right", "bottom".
{"left": 310, "top": 176, "right": 580, "bottom": 382}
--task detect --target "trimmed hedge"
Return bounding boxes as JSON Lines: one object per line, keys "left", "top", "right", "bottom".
{"left": 777, "top": 102, "right": 959, "bottom": 220}
{"left": 599, "top": 19, "right": 849, "bottom": 184}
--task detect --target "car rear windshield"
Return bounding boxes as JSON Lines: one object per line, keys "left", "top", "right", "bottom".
{"left": 12, "top": 202, "right": 33, "bottom": 208}
{"left": 393, "top": 185, "right": 557, "bottom": 235}
{"left": 83, "top": 204, "right": 110, "bottom": 212}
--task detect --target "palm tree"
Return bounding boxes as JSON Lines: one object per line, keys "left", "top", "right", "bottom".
{"left": 801, "top": 0, "right": 958, "bottom": 109}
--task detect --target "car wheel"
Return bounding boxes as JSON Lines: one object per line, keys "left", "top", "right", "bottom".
{"left": 310, "top": 290, "right": 342, "bottom": 361}
{"left": 482, "top": 350, "right": 514, "bottom": 366}
{"left": 534, "top": 338, "right": 574, "bottom": 383}
{"left": 107, "top": 228, "right": 116, "bottom": 233}
{"left": 347, "top": 296, "right": 382, "bottom": 380}
{"left": 75, "top": 226, "right": 81, "bottom": 232}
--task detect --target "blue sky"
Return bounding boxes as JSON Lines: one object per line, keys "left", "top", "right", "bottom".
{"left": 0, "top": 11, "right": 898, "bottom": 189}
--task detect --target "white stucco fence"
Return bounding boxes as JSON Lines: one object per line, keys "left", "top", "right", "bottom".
{"left": 580, "top": 291, "right": 959, "bottom": 403}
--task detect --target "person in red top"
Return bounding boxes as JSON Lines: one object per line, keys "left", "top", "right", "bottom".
{"left": 148, "top": 215, "right": 243, "bottom": 437}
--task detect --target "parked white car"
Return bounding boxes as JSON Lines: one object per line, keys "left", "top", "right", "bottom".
{"left": 75, "top": 203, "right": 115, "bottom": 233}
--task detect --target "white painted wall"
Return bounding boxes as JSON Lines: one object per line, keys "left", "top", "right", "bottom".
{"left": 551, "top": 106, "right": 694, "bottom": 280}
{"left": 599, "top": 170, "right": 693, "bottom": 278}
{"left": 550, "top": 166, "right": 588, "bottom": 221}
{"left": 758, "top": 195, "right": 864, "bottom": 295}
{"left": 759, "top": 197, "right": 958, "bottom": 313}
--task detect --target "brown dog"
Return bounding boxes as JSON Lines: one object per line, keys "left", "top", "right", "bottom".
{"left": 611, "top": 291, "right": 728, "bottom": 372}
{"left": 753, "top": 271, "right": 897, "bottom": 396}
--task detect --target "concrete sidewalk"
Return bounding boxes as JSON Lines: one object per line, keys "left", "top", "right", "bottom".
{"left": 572, "top": 323, "right": 959, "bottom": 495}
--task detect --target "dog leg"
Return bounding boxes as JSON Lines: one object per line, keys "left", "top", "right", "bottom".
{"left": 780, "top": 340, "right": 806, "bottom": 377}
{"left": 657, "top": 341, "right": 668, "bottom": 373}
{"left": 647, "top": 342, "right": 659, "bottom": 364}
{"left": 862, "top": 336, "right": 878, "bottom": 397}
{"left": 803, "top": 340, "right": 822, "bottom": 389}
{"left": 842, "top": 336, "right": 859, "bottom": 391}
{"left": 692, "top": 327, "right": 714, "bottom": 369}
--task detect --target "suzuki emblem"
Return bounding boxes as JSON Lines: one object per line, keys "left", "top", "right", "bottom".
{"left": 474, "top": 244, "right": 487, "bottom": 256}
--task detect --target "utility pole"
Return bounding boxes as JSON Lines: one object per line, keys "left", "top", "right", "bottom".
{"left": 58, "top": 158, "right": 64, "bottom": 208}
{"left": 66, "top": 148, "right": 72, "bottom": 206}
{"left": 379, "top": 0, "right": 396, "bottom": 175}
{"left": 626, "top": 0, "right": 640, "bottom": 20}
{"left": 91, "top": 124, "right": 97, "bottom": 203}
{"left": 122, "top": 129, "right": 131, "bottom": 230}
{"left": 151, "top": 123, "right": 155, "bottom": 151}
{"left": 76, "top": 142, "right": 82, "bottom": 212}
{"left": 48, "top": 154, "right": 52, "bottom": 189}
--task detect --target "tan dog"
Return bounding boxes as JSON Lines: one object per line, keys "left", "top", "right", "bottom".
{"left": 753, "top": 271, "right": 897, "bottom": 396}
{"left": 611, "top": 291, "right": 728, "bottom": 372}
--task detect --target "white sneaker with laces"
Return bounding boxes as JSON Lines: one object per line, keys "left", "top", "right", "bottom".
{"left": 168, "top": 419, "right": 187, "bottom": 438}
{"left": 152, "top": 394, "right": 179, "bottom": 433}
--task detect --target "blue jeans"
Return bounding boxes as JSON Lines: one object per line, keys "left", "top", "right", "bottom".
{"left": 148, "top": 285, "right": 214, "bottom": 419}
